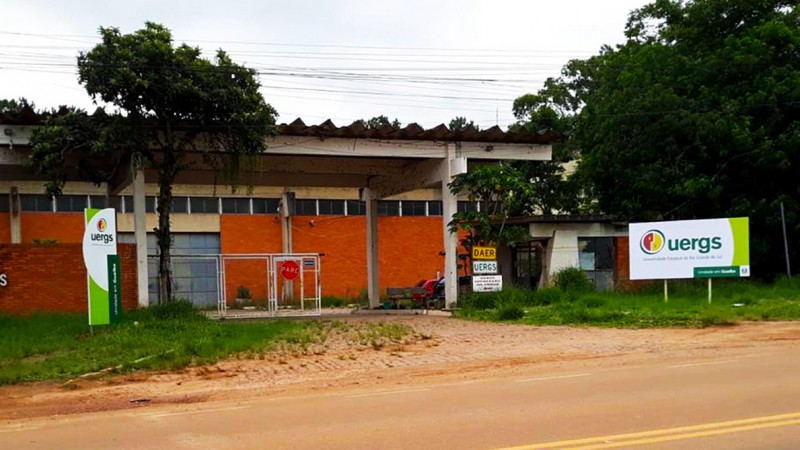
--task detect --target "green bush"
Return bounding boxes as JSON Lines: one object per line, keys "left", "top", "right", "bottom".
{"left": 495, "top": 304, "right": 525, "bottom": 321}
{"left": 579, "top": 296, "right": 606, "bottom": 309}
{"left": 321, "top": 296, "right": 349, "bottom": 308}
{"left": 553, "top": 267, "right": 594, "bottom": 293}
{"left": 533, "top": 287, "right": 563, "bottom": 305}
{"left": 459, "top": 292, "right": 498, "bottom": 310}
{"left": 130, "top": 300, "right": 202, "bottom": 321}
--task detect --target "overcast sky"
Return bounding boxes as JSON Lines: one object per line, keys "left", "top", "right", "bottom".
{"left": 0, "top": 0, "right": 651, "bottom": 129}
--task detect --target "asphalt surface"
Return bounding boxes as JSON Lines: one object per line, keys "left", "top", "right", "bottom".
{"left": 2, "top": 345, "right": 798, "bottom": 449}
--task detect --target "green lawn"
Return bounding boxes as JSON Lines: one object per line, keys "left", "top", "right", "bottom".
{"left": 455, "top": 277, "right": 800, "bottom": 328}
{"left": 0, "top": 302, "right": 317, "bottom": 385}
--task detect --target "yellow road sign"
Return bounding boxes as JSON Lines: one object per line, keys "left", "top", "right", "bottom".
{"left": 472, "top": 246, "right": 496, "bottom": 260}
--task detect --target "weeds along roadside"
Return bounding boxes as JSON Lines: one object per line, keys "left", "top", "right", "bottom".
{"left": 455, "top": 269, "right": 800, "bottom": 328}
{"left": 0, "top": 302, "right": 416, "bottom": 385}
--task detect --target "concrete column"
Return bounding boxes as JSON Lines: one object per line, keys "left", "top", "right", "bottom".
{"left": 364, "top": 187, "right": 380, "bottom": 308}
{"left": 281, "top": 191, "right": 294, "bottom": 254}
{"left": 441, "top": 148, "right": 459, "bottom": 307}
{"left": 132, "top": 167, "right": 149, "bottom": 307}
{"left": 547, "top": 229, "right": 579, "bottom": 284}
{"left": 9, "top": 187, "right": 21, "bottom": 243}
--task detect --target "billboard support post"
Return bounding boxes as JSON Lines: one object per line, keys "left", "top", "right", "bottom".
{"left": 708, "top": 278, "right": 712, "bottom": 304}
{"left": 781, "top": 202, "right": 792, "bottom": 277}
{"left": 664, "top": 279, "right": 668, "bottom": 303}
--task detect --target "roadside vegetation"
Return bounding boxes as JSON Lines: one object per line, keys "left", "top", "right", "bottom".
{"left": 0, "top": 302, "right": 412, "bottom": 385}
{"left": 455, "top": 269, "right": 800, "bottom": 328}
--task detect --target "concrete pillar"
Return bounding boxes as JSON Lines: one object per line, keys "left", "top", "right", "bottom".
{"left": 547, "top": 229, "right": 579, "bottom": 284}
{"left": 364, "top": 187, "right": 380, "bottom": 308}
{"left": 441, "top": 146, "right": 463, "bottom": 307}
{"left": 9, "top": 187, "right": 21, "bottom": 243}
{"left": 132, "top": 167, "right": 149, "bottom": 307}
{"left": 281, "top": 191, "right": 294, "bottom": 254}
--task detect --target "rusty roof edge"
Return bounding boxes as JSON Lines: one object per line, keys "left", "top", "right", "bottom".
{"left": 0, "top": 112, "right": 563, "bottom": 144}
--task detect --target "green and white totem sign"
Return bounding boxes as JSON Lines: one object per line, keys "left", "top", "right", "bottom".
{"left": 83, "top": 208, "right": 122, "bottom": 325}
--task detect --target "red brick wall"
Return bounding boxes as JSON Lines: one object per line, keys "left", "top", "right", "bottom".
{"left": 7, "top": 212, "right": 463, "bottom": 303}
{"left": 220, "top": 215, "right": 282, "bottom": 303}
{"left": 21, "top": 213, "right": 84, "bottom": 243}
{"left": 0, "top": 213, "right": 10, "bottom": 243}
{"left": 614, "top": 236, "right": 651, "bottom": 291}
{"left": 377, "top": 216, "right": 444, "bottom": 289}
{"left": 292, "top": 215, "right": 367, "bottom": 299}
{"left": 0, "top": 243, "right": 138, "bottom": 315}
{"left": 293, "top": 216, "right": 445, "bottom": 299}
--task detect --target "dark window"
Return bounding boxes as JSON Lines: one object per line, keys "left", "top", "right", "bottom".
{"left": 578, "top": 237, "right": 615, "bottom": 271}
{"left": 88, "top": 195, "right": 107, "bottom": 208}
{"left": 108, "top": 196, "right": 122, "bottom": 212}
{"left": 122, "top": 196, "right": 156, "bottom": 213}
{"left": 54, "top": 195, "right": 87, "bottom": 212}
{"left": 171, "top": 197, "right": 189, "bottom": 214}
{"left": 295, "top": 199, "right": 317, "bottom": 215}
{"left": 0, "top": 195, "right": 9, "bottom": 212}
{"left": 378, "top": 200, "right": 400, "bottom": 216}
{"left": 20, "top": 194, "right": 53, "bottom": 212}
{"left": 221, "top": 198, "right": 250, "bottom": 214}
{"left": 253, "top": 198, "right": 281, "bottom": 214}
{"left": 346, "top": 200, "right": 366, "bottom": 216}
{"left": 401, "top": 200, "right": 427, "bottom": 216}
{"left": 457, "top": 201, "right": 478, "bottom": 213}
{"left": 428, "top": 201, "right": 443, "bottom": 216}
{"left": 190, "top": 197, "right": 219, "bottom": 214}
{"left": 318, "top": 199, "right": 345, "bottom": 215}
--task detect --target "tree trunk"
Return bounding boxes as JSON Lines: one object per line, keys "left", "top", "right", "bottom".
{"left": 155, "top": 166, "right": 175, "bottom": 304}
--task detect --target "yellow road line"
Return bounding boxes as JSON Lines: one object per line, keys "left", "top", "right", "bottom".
{"left": 515, "top": 373, "right": 591, "bottom": 383}
{"left": 493, "top": 412, "right": 800, "bottom": 450}
{"left": 347, "top": 388, "right": 431, "bottom": 398}
{"left": 564, "top": 418, "right": 800, "bottom": 449}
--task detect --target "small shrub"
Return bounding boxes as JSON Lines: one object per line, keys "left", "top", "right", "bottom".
{"left": 459, "top": 292, "right": 498, "bottom": 310}
{"left": 579, "top": 296, "right": 606, "bottom": 309}
{"left": 533, "top": 287, "right": 563, "bottom": 306}
{"left": 135, "top": 300, "right": 201, "bottom": 321}
{"left": 236, "top": 286, "right": 252, "bottom": 300}
{"left": 554, "top": 267, "right": 594, "bottom": 294}
{"left": 495, "top": 304, "right": 524, "bottom": 321}
{"left": 321, "top": 296, "right": 348, "bottom": 308}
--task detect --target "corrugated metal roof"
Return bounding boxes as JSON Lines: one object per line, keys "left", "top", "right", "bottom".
{"left": 1, "top": 107, "right": 561, "bottom": 144}
{"left": 278, "top": 118, "right": 560, "bottom": 144}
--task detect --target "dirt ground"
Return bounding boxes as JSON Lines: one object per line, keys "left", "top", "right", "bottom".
{"left": 3, "top": 313, "right": 800, "bottom": 421}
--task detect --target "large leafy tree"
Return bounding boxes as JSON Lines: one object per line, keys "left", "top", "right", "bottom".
{"left": 30, "top": 22, "right": 278, "bottom": 302}
{"left": 360, "top": 115, "right": 402, "bottom": 130}
{"left": 547, "top": 0, "right": 798, "bottom": 276}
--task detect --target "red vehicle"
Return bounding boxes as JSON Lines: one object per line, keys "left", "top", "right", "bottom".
{"left": 412, "top": 277, "right": 442, "bottom": 301}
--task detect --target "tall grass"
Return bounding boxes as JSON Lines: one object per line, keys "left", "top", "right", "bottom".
{"left": 455, "top": 278, "right": 800, "bottom": 328}
{"left": 0, "top": 302, "right": 310, "bottom": 385}
{"left": 0, "top": 302, "right": 416, "bottom": 385}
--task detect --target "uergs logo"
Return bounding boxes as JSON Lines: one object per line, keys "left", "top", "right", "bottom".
{"left": 97, "top": 219, "right": 107, "bottom": 232}
{"left": 640, "top": 230, "right": 665, "bottom": 255}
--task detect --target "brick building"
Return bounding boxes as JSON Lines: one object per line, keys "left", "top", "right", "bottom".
{"left": 1, "top": 113, "right": 558, "bottom": 311}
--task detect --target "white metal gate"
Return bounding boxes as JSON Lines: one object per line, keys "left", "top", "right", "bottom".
{"left": 218, "top": 253, "right": 322, "bottom": 319}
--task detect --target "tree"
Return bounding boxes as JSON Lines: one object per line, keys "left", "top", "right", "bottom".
{"left": 509, "top": 89, "right": 581, "bottom": 215}
{"left": 447, "top": 164, "right": 532, "bottom": 273}
{"left": 360, "top": 115, "right": 401, "bottom": 130}
{"left": 545, "top": 0, "right": 799, "bottom": 276}
{"left": 0, "top": 98, "right": 34, "bottom": 114}
{"left": 30, "top": 22, "right": 278, "bottom": 303}
{"left": 448, "top": 116, "right": 479, "bottom": 131}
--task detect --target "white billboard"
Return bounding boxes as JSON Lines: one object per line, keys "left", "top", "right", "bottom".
{"left": 629, "top": 218, "right": 750, "bottom": 280}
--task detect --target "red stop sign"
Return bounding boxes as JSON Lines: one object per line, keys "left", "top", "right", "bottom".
{"left": 280, "top": 260, "right": 300, "bottom": 280}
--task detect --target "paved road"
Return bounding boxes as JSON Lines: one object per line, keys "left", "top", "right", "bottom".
{"left": 2, "top": 348, "right": 799, "bottom": 449}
